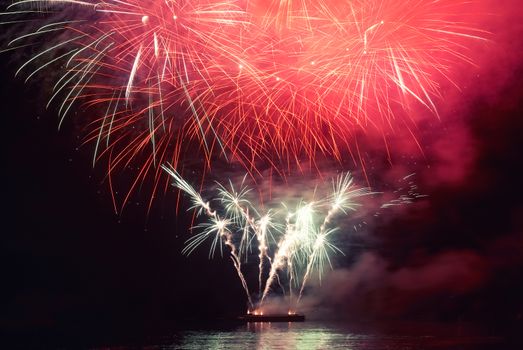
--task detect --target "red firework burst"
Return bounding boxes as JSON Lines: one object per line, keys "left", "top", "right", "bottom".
{"left": 2, "top": 0, "right": 489, "bottom": 209}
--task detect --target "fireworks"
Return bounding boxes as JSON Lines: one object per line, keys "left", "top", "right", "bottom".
{"left": 2, "top": 1, "right": 488, "bottom": 206}
{"left": 163, "top": 164, "right": 373, "bottom": 310}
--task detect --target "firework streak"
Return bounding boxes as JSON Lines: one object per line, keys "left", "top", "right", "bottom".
{"left": 2, "top": 0, "right": 488, "bottom": 206}
{"left": 163, "top": 164, "right": 387, "bottom": 310}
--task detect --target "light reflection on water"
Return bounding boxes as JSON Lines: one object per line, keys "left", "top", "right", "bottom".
{"left": 155, "top": 322, "right": 502, "bottom": 350}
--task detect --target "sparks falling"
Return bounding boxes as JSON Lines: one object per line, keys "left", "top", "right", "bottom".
{"left": 1, "top": 0, "right": 489, "bottom": 207}
{"left": 162, "top": 164, "right": 378, "bottom": 310}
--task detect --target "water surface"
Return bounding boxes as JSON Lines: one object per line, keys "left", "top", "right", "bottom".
{"left": 97, "top": 321, "right": 509, "bottom": 350}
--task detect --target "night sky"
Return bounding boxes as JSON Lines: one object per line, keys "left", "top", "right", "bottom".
{"left": 1, "top": 0, "right": 523, "bottom": 346}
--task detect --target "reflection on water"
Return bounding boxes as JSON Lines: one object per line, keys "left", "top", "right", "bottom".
{"left": 149, "top": 322, "right": 504, "bottom": 350}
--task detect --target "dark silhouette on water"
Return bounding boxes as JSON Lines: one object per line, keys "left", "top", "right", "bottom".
{"left": 239, "top": 313, "right": 305, "bottom": 322}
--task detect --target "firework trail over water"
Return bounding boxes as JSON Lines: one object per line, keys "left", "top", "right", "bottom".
{"left": 1, "top": 0, "right": 489, "bottom": 205}
{"left": 162, "top": 165, "right": 425, "bottom": 311}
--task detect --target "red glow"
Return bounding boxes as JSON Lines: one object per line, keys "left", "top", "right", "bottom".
{"left": 5, "top": 0, "right": 490, "bottom": 205}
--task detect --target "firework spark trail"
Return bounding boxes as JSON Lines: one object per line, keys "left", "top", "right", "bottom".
{"left": 2, "top": 0, "right": 489, "bottom": 205}
{"left": 297, "top": 173, "right": 372, "bottom": 301}
{"left": 216, "top": 177, "right": 257, "bottom": 258}
{"left": 256, "top": 214, "right": 271, "bottom": 295}
{"left": 162, "top": 164, "right": 254, "bottom": 308}
{"left": 163, "top": 166, "right": 369, "bottom": 307}
{"left": 297, "top": 227, "right": 341, "bottom": 303}
{"left": 164, "top": 167, "right": 424, "bottom": 310}
{"left": 260, "top": 174, "right": 373, "bottom": 305}
{"left": 216, "top": 179, "right": 283, "bottom": 295}
{"left": 262, "top": 202, "right": 316, "bottom": 305}
{"left": 2, "top": 0, "right": 251, "bottom": 207}
{"left": 220, "top": 228, "right": 254, "bottom": 310}
{"left": 219, "top": 180, "right": 267, "bottom": 293}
